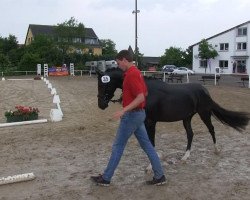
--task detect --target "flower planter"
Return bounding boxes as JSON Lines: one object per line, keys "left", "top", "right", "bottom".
{"left": 5, "top": 106, "right": 39, "bottom": 123}
{"left": 6, "top": 113, "right": 38, "bottom": 123}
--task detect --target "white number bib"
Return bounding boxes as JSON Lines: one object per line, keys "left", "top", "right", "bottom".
{"left": 101, "top": 75, "right": 110, "bottom": 83}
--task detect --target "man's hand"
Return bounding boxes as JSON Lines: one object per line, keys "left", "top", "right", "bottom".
{"left": 113, "top": 110, "right": 125, "bottom": 120}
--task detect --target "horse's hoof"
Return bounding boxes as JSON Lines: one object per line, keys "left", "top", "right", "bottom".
{"left": 145, "top": 165, "right": 153, "bottom": 174}
{"left": 214, "top": 149, "right": 221, "bottom": 155}
{"left": 180, "top": 150, "right": 190, "bottom": 161}
{"left": 214, "top": 145, "right": 221, "bottom": 155}
{"left": 180, "top": 158, "right": 187, "bottom": 164}
{"left": 167, "top": 158, "right": 178, "bottom": 165}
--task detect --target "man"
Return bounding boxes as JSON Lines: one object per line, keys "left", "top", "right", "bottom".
{"left": 91, "top": 50, "right": 166, "bottom": 186}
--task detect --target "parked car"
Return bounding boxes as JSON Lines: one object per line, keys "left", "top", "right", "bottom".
{"left": 162, "top": 65, "right": 177, "bottom": 74}
{"left": 172, "top": 67, "right": 195, "bottom": 75}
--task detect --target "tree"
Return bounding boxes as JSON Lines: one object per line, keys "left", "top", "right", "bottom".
{"left": 136, "top": 48, "right": 144, "bottom": 70}
{"left": 26, "top": 35, "right": 63, "bottom": 66}
{"left": 55, "top": 17, "right": 86, "bottom": 63}
{"left": 0, "top": 53, "right": 11, "bottom": 72}
{"left": 18, "top": 53, "right": 41, "bottom": 71}
{"left": 100, "top": 39, "right": 117, "bottom": 59}
{"left": 198, "top": 39, "right": 218, "bottom": 73}
{"left": 160, "top": 47, "right": 186, "bottom": 68}
{"left": 0, "top": 35, "right": 18, "bottom": 55}
{"left": 183, "top": 48, "right": 193, "bottom": 67}
{"left": 0, "top": 35, "right": 22, "bottom": 70}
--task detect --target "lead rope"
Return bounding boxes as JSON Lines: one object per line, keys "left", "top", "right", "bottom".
{"left": 110, "top": 93, "right": 122, "bottom": 103}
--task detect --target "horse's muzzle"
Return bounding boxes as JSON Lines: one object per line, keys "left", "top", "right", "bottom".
{"left": 98, "top": 98, "right": 109, "bottom": 110}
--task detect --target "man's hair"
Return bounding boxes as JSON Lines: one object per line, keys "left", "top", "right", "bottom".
{"left": 115, "top": 50, "right": 133, "bottom": 62}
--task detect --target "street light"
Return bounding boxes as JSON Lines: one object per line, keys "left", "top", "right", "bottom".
{"left": 132, "top": 0, "right": 140, "bottom": 67}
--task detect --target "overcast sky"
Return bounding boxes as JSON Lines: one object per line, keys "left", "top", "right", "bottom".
{"left": 1, "top": 0, "right": 250, "bottom": 56}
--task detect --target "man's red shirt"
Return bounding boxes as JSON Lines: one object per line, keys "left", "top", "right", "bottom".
{"left": 122, "top": 66, "right": 147, "bottom": 109}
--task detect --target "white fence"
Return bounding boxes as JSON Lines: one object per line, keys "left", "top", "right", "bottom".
{"left": 1, "top": 70, "right": 92, "bottom": 77}
{"left": 1, "top": 70, "right": 166, "bottom": 78}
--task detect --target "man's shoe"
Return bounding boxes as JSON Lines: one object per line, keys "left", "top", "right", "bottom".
{"left": 146, "top": 175, "right": 166, "bottom": 186}
{"left": 91, "top": 174, "right": 110, "bottom": 187}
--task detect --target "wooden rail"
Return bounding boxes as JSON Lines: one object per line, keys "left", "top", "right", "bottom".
{"left": 167, "top": 74, "right": 183, "bottom": 83}
{"left": 236, "top": 76, "right": 249, "bottom": 87}
{"left": 199, "top": 75, "right": 220, "bottom": 85}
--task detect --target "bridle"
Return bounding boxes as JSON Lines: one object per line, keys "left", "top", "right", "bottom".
{"left": 97, "top": 68, "right": 123, "bottom": 106}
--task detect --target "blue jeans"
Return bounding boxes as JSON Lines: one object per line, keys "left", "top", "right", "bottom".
{"left": 102, "top": 110, "right": 164, "bottom": 181}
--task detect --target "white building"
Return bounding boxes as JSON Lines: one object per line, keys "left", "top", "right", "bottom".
{"left": 191, "top": 21, "right": 249, "bottom": 75}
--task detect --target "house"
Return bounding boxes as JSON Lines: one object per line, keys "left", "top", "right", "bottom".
{"left": 127, "top": 46, "right": 160, "bottom": 70}
{"left": 25, "top": 24, "right": 102, "bottom": 55}
{"left": 141, "top": 56, "right": 160, "bottom": 70}
{"left": 191, "top": 21, "right": 250, "bottom": 74}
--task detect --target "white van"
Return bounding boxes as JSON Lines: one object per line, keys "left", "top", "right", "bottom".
{"left": 85, "top": 61, "right": 97, "bottom": 73}
{"left": 162, "top": 65, "right": 177, "bottom": 74}
{"left": 97, "top": 60, "right": 106, "bottom": 72}
{"left": 106, "top": 60, "right": 118, "bottom": 69}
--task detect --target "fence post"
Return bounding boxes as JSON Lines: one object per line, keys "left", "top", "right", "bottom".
{"left": 70, "top": 63, "right": 75, "bottom": 76}
{"left": 215, "top": 67, "right": 220, "bottom": 86}
{"left": 37, "top": 64, "right": 41, "bottom": 75}
{"left": 44, "top": 64, "right": 48, "bottom": 77}
{"left": 186, "top": 72, "right": 189, "bottom": 83}
{"left": 248, "top": 73, "right": 250, "bottom": 89}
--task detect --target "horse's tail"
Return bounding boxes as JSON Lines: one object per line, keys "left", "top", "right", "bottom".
{"left": 211, "top": 101, "right": 250, "bottom": 132}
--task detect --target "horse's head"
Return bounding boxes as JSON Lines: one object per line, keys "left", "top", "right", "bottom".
{"left": 97, "top": 67, "right": 123, "bottom": 110}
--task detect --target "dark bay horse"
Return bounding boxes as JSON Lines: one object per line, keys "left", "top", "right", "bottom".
{"left": 97, "top": 68, "right": 249, "bottom": 160}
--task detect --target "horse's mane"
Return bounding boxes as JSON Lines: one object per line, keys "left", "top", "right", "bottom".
{"left": 105, "top": 67, "right": 164, "bottom": 82}
{"left": 104, "top": 68, "right": 162, "bottom": 82}
{"left": 105, "top": 67, "right": 121, "bottom": 73}
{"left": 143, "top": 76, "right": 160, "bottom": 80}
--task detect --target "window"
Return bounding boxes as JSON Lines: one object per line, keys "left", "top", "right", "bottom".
{"left": 75, "top": 49, "right": 83, "bottom": 54}
{"left": 219, "top": 60, "right": 228, "bottom": 68}
{"left": 235, "top": 60, "right": 247, "bottom": 73}
{"left": 237, "top": 27, "right": 247, "bottom": 36}
{"left": 57, "top": 37, "right": 68, "bottom": 42}
{"left": 237, "top": 42, "right": 247, "bottom": 50}
{"left": 85, "top": 38, "right": 98, "bottom": 45}
{"left": 199, "top": 60, "right": 207, "bottom": 68}
{"left": 72, "top": 38, "right": 82, "bottom": 43}
{"left": 220, "top": 43, "right": 229, "bottom": 51}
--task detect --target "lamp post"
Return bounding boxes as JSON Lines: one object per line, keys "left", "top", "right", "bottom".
{"left": 132, "top": 0, "right": 140, "bottom": 67}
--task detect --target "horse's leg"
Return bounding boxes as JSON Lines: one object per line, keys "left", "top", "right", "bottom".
{"left": 144, "top": 118, "right": 156, "bottom": 147}
{"left": 199, "top": 112, "right": 219, "bottom": 154}
{"left": 181, "top": 117, "right": 194, "bottom": 161}
{"left": 144, "top": 118, "right": 159, "bottom": 173}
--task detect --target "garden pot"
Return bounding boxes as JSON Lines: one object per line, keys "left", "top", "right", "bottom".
{"left": 6, "top": 114, "right": 38, "bottom": 123}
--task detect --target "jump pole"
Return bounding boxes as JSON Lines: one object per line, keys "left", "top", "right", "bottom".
{"left": 0, "top": 119, "right": 48, "bottom": 128}
{"left": 7, "top": 79, "right": 34, "bottom": 81}
{"left": 0, "top": 173, "right": 35, "bottom": 186}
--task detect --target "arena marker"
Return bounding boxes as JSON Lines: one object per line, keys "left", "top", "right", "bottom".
{"left": 51, "top": 88, "right": 57, "bottom": 95}
{"left": 53, "top": 95, "right": 60, "bottom": 104}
